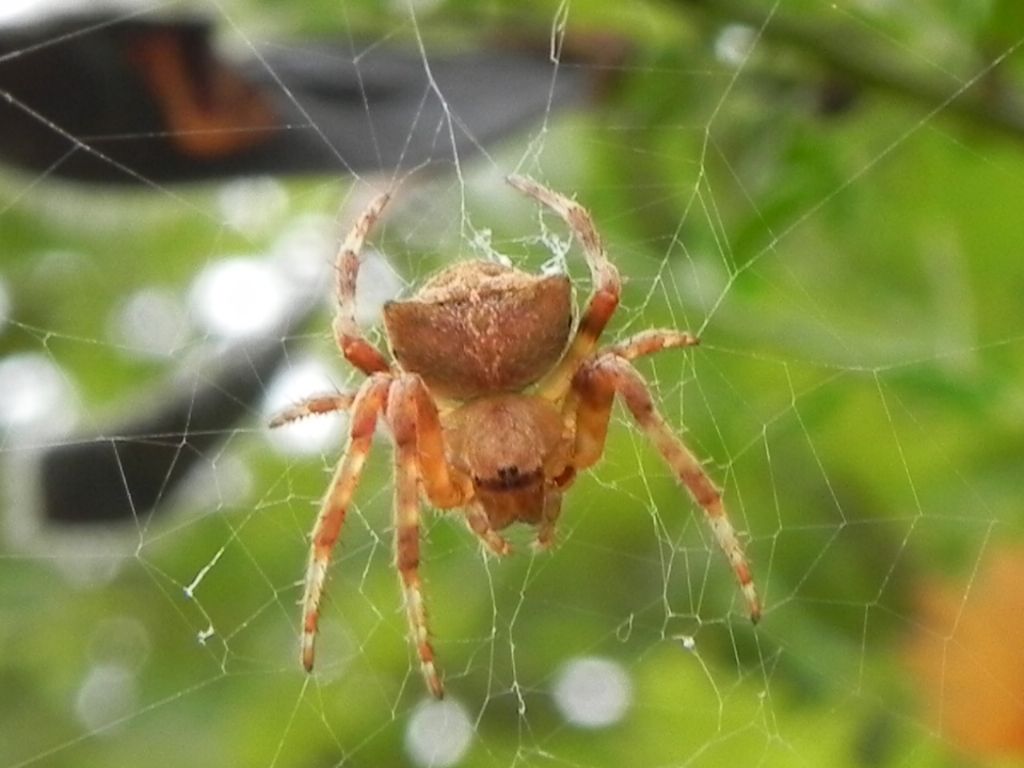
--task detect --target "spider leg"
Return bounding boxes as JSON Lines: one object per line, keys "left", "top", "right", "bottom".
{"left": 604, "top": 329, "right": 700, "bottom": 361}
{"left": 506, "top": 175, "right": 621, "bottom": 402}
{"left": 533, "top": 486, "right": 563, "bottom": 551}
{"left": 464, "top": 503, "right": 512, "bottom": 556}
{"left": 395, "top": 375, "right": 473, "bottom": 510}
{"left": 300, "top": 375, "right": 391, "bottom": 672}
{"left": 333, "top": 190, "right": 394, "bottom": 376}
{"left": 571, "top": 354, "right": 761, "bottom": 623}
{"left": 269, "top": 393, "right": 354, "bottom": 429}
{"left": 388, "top": 377, "right": 444, "bottom": 698}
{"left": 391, "top": 374, "right": 509, "bottom": 557}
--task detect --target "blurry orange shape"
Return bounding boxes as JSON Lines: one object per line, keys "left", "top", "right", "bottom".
{"left": 906, "top": 545, "right": 1024, "bottom": 757}
{"left": 127, "top": 31, "right": 277, "bottom": 158}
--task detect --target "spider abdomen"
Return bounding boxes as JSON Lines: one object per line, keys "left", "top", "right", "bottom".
{"left": 383, "top": 260, "right": 571, "bottom": 400}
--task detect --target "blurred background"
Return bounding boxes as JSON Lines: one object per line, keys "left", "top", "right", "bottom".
{"left": 3, "top": 1, "right": 1024, "bottom": 766}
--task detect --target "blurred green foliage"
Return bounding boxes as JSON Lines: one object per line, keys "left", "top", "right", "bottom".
{"left": 4, "top": 1, "right": 1024, "bottom": 766}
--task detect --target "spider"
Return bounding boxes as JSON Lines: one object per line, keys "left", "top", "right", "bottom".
{"left": 270, "top": 176, "right": 760, "bottom": 698}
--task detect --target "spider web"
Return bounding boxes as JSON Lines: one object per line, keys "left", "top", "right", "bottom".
{"left": 2, "top": 1, "right": 1024, "bottom": 766}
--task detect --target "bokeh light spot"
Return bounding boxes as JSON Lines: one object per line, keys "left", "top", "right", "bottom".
{"left": 552, "top": 656, "right": 632, "bottom": 729}
{"left": 0, "top": 352, "right": 77, "bottom": 441}
{"left": 74, "top": 662, "right": 139, "bottom": 733}
{"left": 108, "top": 287, "right": 187, "bottom": 359}
{"left": 189, "top": 257, "right": 290, "bottom": 339}
{"left": 405, "top": 698, "right": 473, "bottom": 767}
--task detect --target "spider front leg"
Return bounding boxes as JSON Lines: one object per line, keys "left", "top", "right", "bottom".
{"left": 388, "top": 377, "right": 445, "bottom": 698}
{"left": 299, "top": 375, "right": 391, "bottom": 672}
{"left": 392, "top": 376, "right": 510, "bottom": 557}
{"left": 333, "top": 190, "right": 394, "bottom": 376}
{"left": 571, "top": 354, "right": 761, "bottom": 623}
{"left": 399, "top": 375, "right": 473, "bottom": 510}
{"left": 507, "top": 175, "right": 621, "bottom": 401}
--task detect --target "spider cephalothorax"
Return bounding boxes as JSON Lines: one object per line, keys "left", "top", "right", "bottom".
{"left": 444, "top": 392, "right": 567, "bottom": 531}
{"left": 271, "top": 176, "right": 760, "bottom": 699}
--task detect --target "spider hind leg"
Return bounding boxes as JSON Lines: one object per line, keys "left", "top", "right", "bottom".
{"left": 333, "top": 190, "right": 394, "bottom": 376}
{"left": 506, "top": 175, "right": 622, "bottom": 402}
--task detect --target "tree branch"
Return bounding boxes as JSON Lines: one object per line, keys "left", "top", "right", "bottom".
{"left": 678, "top": 0, "right": 1024, "bottom": 142}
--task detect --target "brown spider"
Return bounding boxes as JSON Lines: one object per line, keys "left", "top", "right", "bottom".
{"left": 270, "top": 177, "right": 760, "bottom": 698}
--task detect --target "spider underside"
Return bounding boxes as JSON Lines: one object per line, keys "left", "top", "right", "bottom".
{"left": 270, "top": 176, "right": 760, "bottom": 699}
